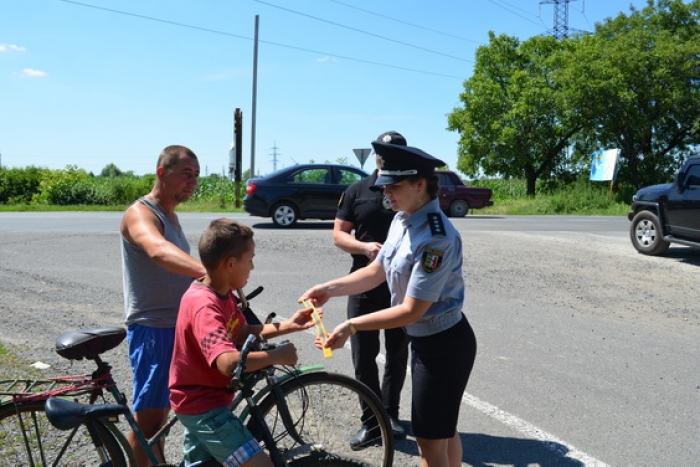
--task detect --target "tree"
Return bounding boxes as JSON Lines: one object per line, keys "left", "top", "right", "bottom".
{"left": 448, "top": 0, "right": 700, "bottom": 193}
{"left": 448, "top": 33, "right": 585, "bottom": 196}
{"left": 565, "top": 0, "right": 700, "bottom": 189}
{"left": 100, "top": 163, "right": 123, "bottom": 177}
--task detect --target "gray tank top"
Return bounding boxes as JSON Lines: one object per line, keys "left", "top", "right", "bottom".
{"left": 121, "top": 197, "right": 194, "bottom": 328}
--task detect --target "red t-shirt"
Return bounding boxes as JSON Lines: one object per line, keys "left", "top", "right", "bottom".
{"left": 169, "top": 280, "right": 246, "bottom": 415}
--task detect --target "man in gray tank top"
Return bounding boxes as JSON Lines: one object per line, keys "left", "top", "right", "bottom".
{"left": 120, "top": 145, "right": 206, "bottom": 466}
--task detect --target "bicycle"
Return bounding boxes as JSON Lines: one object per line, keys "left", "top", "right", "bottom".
{"left": 0, "top": 287, "right": 394, "bottom": 467}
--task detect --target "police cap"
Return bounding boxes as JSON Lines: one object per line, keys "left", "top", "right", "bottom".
{"left": 374, "top": 131, "right": 407, "bottom": 149}
{"left": 371, "top": 141, "right": 446, "bottom": 188}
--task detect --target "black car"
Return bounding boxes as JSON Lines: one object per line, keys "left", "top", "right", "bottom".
{"left": 628, "top": 154, "right": 700, "bottom": 255}
{"left": 243, "top": 163, "right": 369, "bottom": 227}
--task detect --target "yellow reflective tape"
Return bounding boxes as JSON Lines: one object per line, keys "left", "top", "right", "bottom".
{"left": 302, "top": 300, "right": 333, "bottom": 358}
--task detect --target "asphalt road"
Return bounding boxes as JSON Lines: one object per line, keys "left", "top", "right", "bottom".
{"left": 0, "top": 212, "right": 698, "bottom": 466}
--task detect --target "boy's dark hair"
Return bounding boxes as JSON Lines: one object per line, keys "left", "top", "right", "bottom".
{"left": 199, "top": 218, "right": 254, "bottom": 270}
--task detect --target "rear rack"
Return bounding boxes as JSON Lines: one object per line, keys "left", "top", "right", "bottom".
{"left": 0, "top": 374, "right": 107, "bottom": 404}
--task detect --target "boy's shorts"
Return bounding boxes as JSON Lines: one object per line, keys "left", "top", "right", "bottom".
{"left": 177, "top": 407, "right": 263, "bottom": 467}
{"left": 127, "top": 324, "right": 174, "bottom": 412}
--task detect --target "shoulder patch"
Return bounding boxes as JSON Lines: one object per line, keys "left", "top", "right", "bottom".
{"left": 427, "top": 212, "right": 445, "bottom": 236}
{"left": 421, "top": 247, "right": 444, "bottom": 273}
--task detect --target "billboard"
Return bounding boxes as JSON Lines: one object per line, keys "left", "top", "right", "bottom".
{"left": 590, "top": 149, "right": 620, "bottom": 182}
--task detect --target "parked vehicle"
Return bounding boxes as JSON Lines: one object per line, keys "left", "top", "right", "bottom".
{"left": 435, "top": 170, "right": 494, "bottom": 217}
{"left": 628, "top": 154, "right": 700, "bottom": 255}
{"left": 244, "top": 164, "right": 369, "bottom": 227}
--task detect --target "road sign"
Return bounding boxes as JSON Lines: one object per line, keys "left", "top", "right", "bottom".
{"left": 353, "top": 148, "right": 372, "bottom": 169}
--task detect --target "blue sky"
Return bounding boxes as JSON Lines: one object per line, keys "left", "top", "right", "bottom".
{"left": 2, "top": 0, "right": 650, "bottom": 177}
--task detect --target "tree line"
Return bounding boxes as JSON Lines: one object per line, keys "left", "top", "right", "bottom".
{"left": 448, "top": 0, "right": 700, "bottom": 195}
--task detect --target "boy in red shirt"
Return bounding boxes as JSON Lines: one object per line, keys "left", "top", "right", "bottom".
{"left": 169, "top": 218, "right": 315, "bottom": 467}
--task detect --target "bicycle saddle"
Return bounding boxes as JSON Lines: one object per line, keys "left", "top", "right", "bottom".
{"left": 44, "top": 397, "right": 128, "bottom": 430}
{"left": 55, "top": 327, "right": 126, "bottom": 361}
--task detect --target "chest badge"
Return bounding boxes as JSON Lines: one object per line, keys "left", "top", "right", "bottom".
{"left": 382, "top": 196, "right": 392, "bottom": 210}
{"left": 421, "top": 248, "right": 444, "bottom": 273}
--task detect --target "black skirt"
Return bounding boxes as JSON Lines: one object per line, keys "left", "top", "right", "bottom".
{"left": 410, "top": 314, "right": 477, "bottom": 439}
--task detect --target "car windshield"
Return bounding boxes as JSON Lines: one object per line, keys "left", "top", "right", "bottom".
{"left": 290, "top": 168, "right": 328, "bottom": 184}
{"left": 437, "top": 173, "right": 455, "bottom": 187}
{"left": 338, "top": 168, "right": 366, "bottom": 185}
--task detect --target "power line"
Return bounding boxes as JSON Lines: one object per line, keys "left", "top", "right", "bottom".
{"left": 58, "top": 0, "right": 250, "bottom": 40}
{"left": 488, "top": 0, "right": 545, "bottom": 28}
{"left": 253, "top": 0, "right": 471, "bottom": 63}
{"left": 57, "top": 0, "right": 467, "bottom": 79}
{"left": 324, "top": 0, "right": 482, "bottom": 44}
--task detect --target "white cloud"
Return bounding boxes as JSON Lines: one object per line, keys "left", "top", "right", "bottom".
{"left": 0, "top": 44, "right": 26, "bottom": 52}
{"left": 316, "top": 56, "right": 337, "bottom": 63}
{"left": 21, "top": 68, "right": 47, "bottom": 77}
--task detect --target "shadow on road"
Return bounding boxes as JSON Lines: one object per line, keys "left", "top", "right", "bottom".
{"left": 663, "top": 246, "right": 700, "bottom": 267}
{"left": 251, "top": 222, "right": 334, "bottom": 230}
{"left": 394, "top": 432, "right": 585, "bottom": 467}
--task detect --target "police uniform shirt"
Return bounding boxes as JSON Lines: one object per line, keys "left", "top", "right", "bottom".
{"left": 337, "top": 171, "right": 396, "bottom": 271}
{"left": 376, "top": 198, "right": 465, "bottom": 337}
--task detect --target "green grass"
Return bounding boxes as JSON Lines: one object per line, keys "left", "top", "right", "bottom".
{"left": 477, "top": 196, "right": 629, "bottom": 216}
{"left": 0, "top": 169, "right": 633, "bottom": 215}
{"left": 0, "top": 201, "right": 245, "bottom": 213}
{"left": 0, "top": 341, "right": 42, "bottom": 381}
{"left": 0, "top": 196, "right": 628, "bottom": 216}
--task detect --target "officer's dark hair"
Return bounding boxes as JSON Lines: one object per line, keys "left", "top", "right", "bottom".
{"left": 406, "top": 174, "right": 440, "bottom": 199}
{"left": 199, "top": 218, "right": 254, "bottom": 270}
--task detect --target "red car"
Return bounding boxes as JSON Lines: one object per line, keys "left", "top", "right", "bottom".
{"left": 435, "top": 170, "right": 494, "bottom": 217}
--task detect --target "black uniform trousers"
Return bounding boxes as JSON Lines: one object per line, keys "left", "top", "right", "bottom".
{"left": 347, "top": 282, "right": 409, "bottom": 421}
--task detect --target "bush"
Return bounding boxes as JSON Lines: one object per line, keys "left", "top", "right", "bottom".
{"left": 105, "top": 175, "right": 153, "bottom": 205}
{"left": 191, "top": 177, "right": 241, "bottom": 208}
{"left": 0, "top": 166, "right": 49, "bottom": 204}
{"left": 32, "top": 166, "right": 110, "bottom": 205}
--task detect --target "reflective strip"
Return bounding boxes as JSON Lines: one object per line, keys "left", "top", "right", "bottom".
{"left": 378, "top": 169, "right": 418, "bottom": 176}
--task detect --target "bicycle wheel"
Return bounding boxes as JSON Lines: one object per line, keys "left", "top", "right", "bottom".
{"left": 0, "top": 399, "right": 129, "bottom": 466}
{"left": 288, "top": 452, "right": 372, "bottom": 467}
{"left": 254, "top": 371, "right": 393, "bottom": 467}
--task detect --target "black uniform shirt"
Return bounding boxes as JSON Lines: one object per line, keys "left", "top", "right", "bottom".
{"left": 336, "top": 171, "right": 396, "bottom": 272}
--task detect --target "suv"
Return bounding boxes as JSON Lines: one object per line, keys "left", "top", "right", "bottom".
{"left": 628, "top": 154, "right": 700, "bottom": 255}
{"left": 435, "top": 170, "right": 494, "bottom": 217}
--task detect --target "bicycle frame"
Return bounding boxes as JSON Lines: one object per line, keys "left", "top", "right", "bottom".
{"left": 2, "top": 286, "right": 366, "bottom": 467}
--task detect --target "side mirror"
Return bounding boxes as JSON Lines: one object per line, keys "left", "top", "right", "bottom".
{"left": 676, "top": 171, "right": 687, "bottom": 193}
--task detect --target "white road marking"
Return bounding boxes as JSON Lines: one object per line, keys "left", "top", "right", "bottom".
{"left": 378, "top": 353, "right": 611, "bottom": 467}
{"left": 461, "top": 392, "right": 610, "bottom": 467}
{"left": 300, "top": 325, "right": 609, "bottom": 466}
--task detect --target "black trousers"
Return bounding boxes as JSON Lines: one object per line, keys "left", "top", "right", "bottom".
{"left": 347, "top": 287, "right": 409, "bottom": 420}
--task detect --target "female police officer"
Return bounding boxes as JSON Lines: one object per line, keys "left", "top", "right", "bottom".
{"left": 301, "top": 141, "right": 477, "bottom": 467}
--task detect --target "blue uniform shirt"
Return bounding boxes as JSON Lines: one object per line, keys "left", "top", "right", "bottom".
{"left": 377, "top": 198, "right": 465, "bottom": 337}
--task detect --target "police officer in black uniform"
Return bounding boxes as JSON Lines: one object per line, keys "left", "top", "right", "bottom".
{"left": 333, "top": 131, "right": 410, "bottom": 447}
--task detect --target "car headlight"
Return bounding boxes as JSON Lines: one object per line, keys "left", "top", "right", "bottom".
{"left": 632, "top": 194, "right": 638, "bottom": 202}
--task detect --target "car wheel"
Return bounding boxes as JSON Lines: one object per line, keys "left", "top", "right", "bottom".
{"left": 448, "top": 200, "right": 469, "bottom": 217}
{"left": 272, "top": 202, "right": 299, "bottom": 227}
{"left": 629, "top": 210, "right": 670, "bottom": 255}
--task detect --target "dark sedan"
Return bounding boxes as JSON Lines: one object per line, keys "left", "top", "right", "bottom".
{"left": 243, "top": 163, "right": 369, "bottom": 227}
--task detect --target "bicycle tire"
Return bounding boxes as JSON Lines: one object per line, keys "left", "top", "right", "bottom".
{"left": 0, "top": 399, "right": 129, "bottom": 466}
{"left": 253, "top": 371, "right": 394, "bottom": 467}
{"left": 288, "top": 452, "right": 372, "bottom": 467}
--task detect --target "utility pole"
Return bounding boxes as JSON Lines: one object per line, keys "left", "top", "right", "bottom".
{"left": 540, "top": 0, "right": 580, "bottom": 39}
{"left": 234, "top": 108, "right": 243, "bottom": 207}
{"left": 270, "top": 142, "right": 281, "bottom": 172}
{"left": 250, "top": 15, "right": 259, "bottom": 178}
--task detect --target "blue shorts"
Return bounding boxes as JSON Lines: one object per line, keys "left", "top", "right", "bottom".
{"left": 177, "top": 407, "right": 263, "bottom": 467}
{"left": 126, "top": 324, "right": 174, "bottom": 412}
